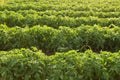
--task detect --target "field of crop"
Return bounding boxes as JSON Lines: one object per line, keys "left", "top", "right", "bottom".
{"left": 0, "top": 0, "right": 120, "bottom": 80}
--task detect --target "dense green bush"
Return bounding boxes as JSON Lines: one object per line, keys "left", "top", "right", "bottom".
{"left": 0, "top": 25, "right": 120, "bottom": 53}
{"left": 0, "top": 49, "right": 120, "bottom": 80}
{"left": 1, "top": 12, "right": 120, "bottom": 27}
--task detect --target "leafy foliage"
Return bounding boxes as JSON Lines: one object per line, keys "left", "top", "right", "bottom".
{"left": 0, "top": 25, "right": 120, "bottom": 54}
{"left": 0, "top": 49, "right": 120, "bottom": 80}
{"left": 0, "top": 0, "right": 120, "bottom": 79}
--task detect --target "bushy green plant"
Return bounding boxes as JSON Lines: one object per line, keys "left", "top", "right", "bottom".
{"left": 1, "top": 49, "right": 120, "bottom": 80}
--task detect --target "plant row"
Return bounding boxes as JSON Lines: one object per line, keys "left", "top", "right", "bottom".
{"left": 0, "top": 49, "right": 120, "bottom": 80}
{"left": 0, "top": 0, "right": 120, "bottom": 12}
{"left": 1, "top": 10, "right": 120, "bottom": 18}
{"left": 0, "top": 13, "right": 120, "bottom": 27}
{"left": 0, "top": 25, "right": 120, "bottom": 54}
